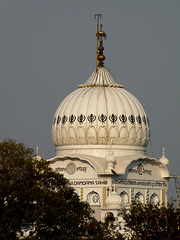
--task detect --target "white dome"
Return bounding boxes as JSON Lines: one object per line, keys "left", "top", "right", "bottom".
{"left": 105, "top": 151, "right": 116, "bottom": 173}
{"left": 52, "top": 67, "right": 150, "bottom": 150}
{"left": 159, "top": 148, "right": 169, "bottom": 166}
{"left": 106, "top": 152, "right": 115, "bottom": 164}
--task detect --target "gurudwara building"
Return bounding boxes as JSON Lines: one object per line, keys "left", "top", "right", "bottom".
{"left": 47, "top": 16, "right": 169, "bottom": 222}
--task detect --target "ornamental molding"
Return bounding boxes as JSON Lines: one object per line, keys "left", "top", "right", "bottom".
{"left": 54, "top": 114, "right": 148, "bottom": 127}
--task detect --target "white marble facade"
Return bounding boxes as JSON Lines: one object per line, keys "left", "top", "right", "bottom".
{"left": 48, "top": 66, "right": 169, "bottom": 222}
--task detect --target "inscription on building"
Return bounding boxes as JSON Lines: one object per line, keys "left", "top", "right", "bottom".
{"left": 113, "top": 179, "right": 168, "bottom": 188}
{"left": 70, "top": 180, "right": 108, "bottom": 186}
{"left": 129, "top": 163, "right": 152, "bottom": 176}
{"left": 55, "top": 162, "right": 87, "bottom": 175}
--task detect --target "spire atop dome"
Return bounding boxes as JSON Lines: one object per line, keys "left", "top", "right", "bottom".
{"left": 163, "top": 147, "right": 165, "bottom": 157}
{"left": 33, "top": 146, "right": 42, "bottom": 161}
{"left": 159, "top": 147, "right": 169, "bottom": 166}
{"left": 36, "top": 146, "right": 39, "bottom": 155}
{"left": 98, "top": 24, "right": 106, "bottom": 67}
{"left": 51, "top": 17, "right": 150, "bottom": 151}
{"left": 94, "top": 14, "right": 106, "bottom": 71}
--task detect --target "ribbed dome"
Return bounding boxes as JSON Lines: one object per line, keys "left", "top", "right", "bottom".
{"left": 52, "top": 67, "right": 150, "bottom": 148}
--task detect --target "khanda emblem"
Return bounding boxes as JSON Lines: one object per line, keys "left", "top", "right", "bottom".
{"left": 57, "top": 116, "right": 61, "bottom": 125}
{"left": 87, "top": 114, "right": 96, "bottom": 123}
{"left": 137, "top": 163, "right": 144, "bottom": 175}
{"left": 119, "top": 114, "right": 127, "bottom": 123}
{"left": 98, "top": 114, "right": 107, "bottom": 123}
{"left": 62, "top": 115, "right": 68, "bottom": 124}
{"left": 77, "top": 114, "right": 86, "bottom": 124}
{"left": 69, "top": 114, "right": 76, "bottom": 124}
{"left": 128, "top": 114, "right": 135, "bottom": 124}
{"left": 109, "top": 114, "right": 117, "bottom": 124}
{"left": 136, "top": 115, "right": 142, "bottom": 124}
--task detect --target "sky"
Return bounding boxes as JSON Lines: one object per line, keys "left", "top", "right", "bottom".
{"left": 0, "top": 0, "right": 179, "bottom": 201}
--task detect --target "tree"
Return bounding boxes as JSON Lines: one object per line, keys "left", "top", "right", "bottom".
{"left": 120, "top": 201, "right": 180, "bottom": 240}
{"left": 0, "top": 138, "right": 34, "bottom": 239}
{"left": 0, "top": 139, "right": 113, "bottom": 240}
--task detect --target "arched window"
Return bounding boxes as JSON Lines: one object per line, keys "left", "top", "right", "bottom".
{"left": 86, "top": 191, "right": 100, "bottom": 205}
{"left": 87, "top": 191, "right": 101, "bottom": 221}
{"left": 135, "top": 192, "right": 144, "bottom": 203}
{"left": 150, "top": 193, "right": 159, "bottom": 205}
{"left": 120, "top": 191, "right": 129, "bottom": 205}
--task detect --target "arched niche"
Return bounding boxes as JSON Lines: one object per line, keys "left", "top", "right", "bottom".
{"left": 135, "top": 192, "right": 144, "bottom": 203}
{"left": 120, "top": 191, "right": 129, "bottom": 205}
{"left": 86, "top": 191, "right": 101, "bottom": 205}
{"left": 87, "top": 191, "right": 101, "bottom": 221}
{"left": 150, "top": 193, "right": 159, "bottom": 205}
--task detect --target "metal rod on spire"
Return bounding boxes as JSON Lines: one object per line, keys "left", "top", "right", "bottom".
{"left": 94, "top": 14, "right": 102, "bottom": 72}
{"left": 94, "top": 14, "right": 106, "bottom": 71}
{"left": 98, "top": 24, "right": 106, "bottom": 67}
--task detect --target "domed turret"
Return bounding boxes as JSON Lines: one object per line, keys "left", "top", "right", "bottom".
{"left": 159, "top": 147, "right": 169, "bottom": 166}
{"left": 52, "top": 67, "right": 150, "bottom": 151}
{"left": 33, "top": 146, "right": 42, "bottom": 161}
{"left": 105, "top": 151, "right": 116, "bottom": 173}
{"left": 51, "top": 17, "right": 150, "bottom": 158}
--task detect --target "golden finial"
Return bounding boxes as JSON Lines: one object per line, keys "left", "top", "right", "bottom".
{"left": 98, "top": 24, "right": 106, "bottom": 67}
{"left": 94, "top": 14, "right": 102, "bottom": 72}
{"left": 94, "top": 14, "right": 106, "bottom": 71}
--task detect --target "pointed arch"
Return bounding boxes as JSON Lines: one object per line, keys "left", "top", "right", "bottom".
{"left": 120, "top": 191, "right": 129, "bottom": 205}
{"left": 150, "top": 193, "right": 159, "bottom": 205}
{"left": 135, "top": 192, "right": 144, "bottom": 203}
{"left": 86, "top": 191, "right": 101, "bottom": 205}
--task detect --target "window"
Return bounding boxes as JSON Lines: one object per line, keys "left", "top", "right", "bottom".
{"left": 150, "top": 193, "right": 159, "bottom": 205}
{"left": 120, "top": 191, "right": 129, "bottom": 205}
{"left": 135, "top": 192, "right": 144, "bottom": 203}
{"left": 86, "top": 191, "right": 100, "bottom": 205}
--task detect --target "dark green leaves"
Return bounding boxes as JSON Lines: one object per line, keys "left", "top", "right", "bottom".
{"left": 120, "top": 201, "right": 180, "bottom": 240}
{"left": 0, "top": 139, "right": 113, "bottom": 240}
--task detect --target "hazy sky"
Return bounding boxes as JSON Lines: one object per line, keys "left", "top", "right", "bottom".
{"left": 0, "top": 0, "right": 179, "bottom": 200}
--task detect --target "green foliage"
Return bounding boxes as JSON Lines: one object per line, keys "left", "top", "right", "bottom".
{"left": 0, "top": 139, "right": 34, "bottom": 239}
{"left": 120, "top": 201, "right": 180, "bottom": 240}
{"left": 0, "top": 139, "right": 113, "bottom": 240}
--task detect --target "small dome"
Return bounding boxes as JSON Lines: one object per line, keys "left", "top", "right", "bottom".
{"left": 52, "top": 67, "right": 150, "bottom": 150}
{"left": 33, "top": 146, "right": 42, "bottom": 161}
{"left": 105, "top": 151, "right": 115, "bottom": 173}
{"left": 159, "top": 147, "right": 169, "bottom": 166}
{"left": 106, "top": 190, "right": 122, "bottom": 208}
{"left": 106, "top": 151, "right": 115, "bottom": 163}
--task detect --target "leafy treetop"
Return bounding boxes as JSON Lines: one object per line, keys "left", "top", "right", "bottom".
{"left": 0, "top": 139, "right": 113, "bottom": 240}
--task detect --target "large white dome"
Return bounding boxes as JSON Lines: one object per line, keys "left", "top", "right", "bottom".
{"left": 52, "top": 67, "right": 150, "bottom": 153}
